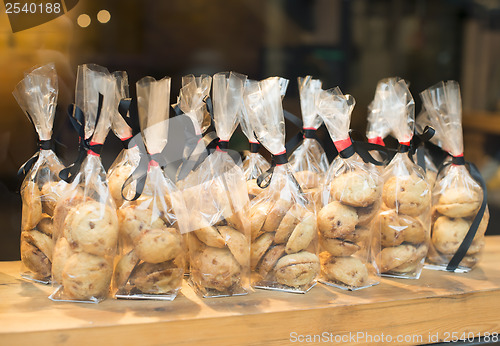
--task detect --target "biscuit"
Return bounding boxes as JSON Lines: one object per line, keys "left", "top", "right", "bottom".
{"left": 250, "top": 202, "right": 272, "bottom": 241}
{"left": 295, "top": 170, "right": 320, "bottom": 189}
{"left": 343, "top": 227, "right": 371, "bottom": 245}
{"left": 274, "top": 205, "right": 306, "bottom": 244}
{"left": 20, "top": 240, "right": 51, "bottom": 278}
{"left": 356, "top": 197, "right": 382, "bottom": 226}
{"left": 477, "top": 207, "right": 489, "bottom": 238}
{"left": 377, "top": 210, "right": 405, "bottom": 247}
{"left": 40, "top": 181, "right": 65, "bottom": 216}
{"left": 191, "top": 247, "right": 241, "bottom": 292}
{"left": 257, "top": 245, "right": 286, "bottom": 278}
{"left": 21, "top": 181, "right": 42, "bottom": 230}
{"left": 193, "top": 221, "right": 225, "bottom": 248}
{"left": 247, "top": 179, "right": 264, "bottom": 199}
{"left": 467, "top": 237, "right": 484, "bottom": 255}
{"left": 330, "top": 171, "right": 381, "bottom": 207}
{"left": 226, "top": 209, "right": 247, "bottom": 234}
{"left": 320, "top": 238, "right": 360, "bottom": 256}
{"left": 119, "top": 205, "right": 167, "bottom": 243}
{"left": 108, "top": 165, "right": 133, "bottom": 207}
{"left": 318, "top": 201, "right": 358, "bottom": 238}
{"left": 52, "top": 237, "right": 73, "bottom": 284}
{"left": 218, "top": 225, "right": 249, "bottom": 267}
{"left": 114, "top": 249, "right": 139, "bottom": 289}
{"left": 321, "top": 255, "right": 369, "bottom": 287}
{"left": 64, "top": 201, "right": 119, "bottom": 257}
{"left": 460, "top": 254, "right": 479, "bottom": 268}
{"left": 251, "top": 232, "right": 274, "bottom": 269}
{"left": 392, "top": 244, "right": 427, "bottom": 273}
{"left": 37, "top": 214, "right": 53, "bottom": 236}
{"left": 274, "top": 251, "right": 320, "bottom": 287}
{"left": 52, "top": 192, "right": 88, "bottom": 239}
{"left": 262, "top": 199, "right": 293, "bottom": 233}
{"left": 129, "top": 261, "right": 183, "bottom": 294}
{"left": 62, "top": 252, "right": 112, "bottom": 300}
{"left": 22, "top": 230, "right": 53, "bottom": 261}
{"left": 377, "top": 244, "right": 417, "bottom": 272}
{"left": 435, "top": 187, "right": 481, "bottom": 218}
{"left": 134, "top": 227, "right": 183, "bottom": 264}
{"left": 432, "top": 216, "right": 469, "bottom": 255}
{"left": 286, "top": 212, "right": 316, "bottom": 254}
{"left": 382, "top": 175, "right": 430, "bottom": 216}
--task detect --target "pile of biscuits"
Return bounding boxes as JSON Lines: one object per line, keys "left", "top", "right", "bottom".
{"left": 376, "top": 173, "right": 431, "bottom": 275}
{"left": 52, "top": 196, "right": 118, "bottom": 301}
{"left": 20, "top": 180, "right": 65, "bottom": 281}
{"left": 428, "top": 187, "right": 488, "bottom": 268}
{"left": 250, "top": 199, "right": 319, "bottom": 289}
{"left": 317, "top": 169, "right": 381, "bottom": 288}
{"left": 115, "top": 198, "right": 185, "bottom": 296}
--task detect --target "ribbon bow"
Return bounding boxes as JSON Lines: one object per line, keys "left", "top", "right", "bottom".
{"left": 283, "top": 110, "right": 331, "bottom": 155}
{"left": 17, "top": 138, "right": 54, "bottom": 177}
{"left": 59, "top": 93, "right": 104, "bottom": 183}
{"left": 121, "top": 137, "right": 166, "bottom": 201}
{"left": 333, "top": 136, "right": 391, "bottom": 166}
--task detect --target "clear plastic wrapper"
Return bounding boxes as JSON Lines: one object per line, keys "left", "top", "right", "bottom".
{"left": 420, "top": 81, "right": 489, "bottom": 272}
{"left": 13, "top": 63, "right": 66, "bottom": 284}
{"left": 50, "top": 64, "right": 119, "bottom": 302}
{"left": 107, "top": 71, "right": 141, "bottom": 207}
{"left": 239, "top": 80, "right": 270, "bottom": 200}
{"left": 113, "top": 76, "right": 189, "bottom": 300}
{"left": 289, "top": 76, "right": 328, "bottom": 209}
{"left": 372, "top": 78, "right": 431, "bottom": 279}
{"left": 414, "top": 109, "right": 440, "bottom": 187}
{"left": 366, "top": 79, "right": 393, "bottom": 146}
{"left": 316, "top": 87, "right": 381, "bottom": 290}
{"left": 244, "top": 77, "right": 319, "bottom": 293}
{"left": 174, "top": 74, "right": 214, "bottom": 184}
{"left": 181, "top": 71, "right": 251, "bottom": 298}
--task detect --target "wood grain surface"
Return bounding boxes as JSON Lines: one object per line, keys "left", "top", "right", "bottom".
{"left": 1, "top": 236, "right": 500, "bottom": 345}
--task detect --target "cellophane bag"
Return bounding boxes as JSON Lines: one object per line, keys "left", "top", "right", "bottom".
{"left": 13, "top": 63, "right": 66, "bottom": 283}
{"left": 239, "top": 80, "right": 270, "bottom": 200}
{"left": 367, "top": 79, "right": 392, "bottom": 146}
{"left": 181, "top": 71, "right": 251, "bottom": 298}
{"left": 114, "top": 76, "right": 188, "bottom": 300}
{"left": 244, "top": 77, "right": 320, "bottom": 293}
{"left": 289, "top": 76, "right": 328, "bottom": 209}
{"left": 420, "top": 81, "right": 489, "bottom": 272}
{"left": 174, "top": 74, "right": 213, "bottom": 185}
{"left": 107, "top": 71, "right": 141, "bottom": 208}
{"left": 414, "top": 109, "right": 440, "bottom": 187}
{"left": 373, "top": 78, "right": 431, "bottom": 279}
{"left": 50, "top": 64, "right": 119, "bottom": 302}
{"left": 316, "top": 87, "right": 381, "bottom": 290}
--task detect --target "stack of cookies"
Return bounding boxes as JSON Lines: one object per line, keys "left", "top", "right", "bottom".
{"left": 188, "top": 182, "right": 250, "bottom": 296}
{"left": 52, "top": 197, "right": 119, "bottom": 301}
{"left": 318, "top": 168, "right": 382, "bottom": 289}
{"left": 116, "top": 192, "right": 185, "bottom": 298}
{"left": 20, "top": 180, "right": 65, "bottom": 282}
{"left": 376, "top": 171, "right": 431, "bottom": 277}
{"left": 250, "top": 180, "right": 320, "bottom": 290}
{"left": 428, "top": 185, "right": 489, "bottom": 268}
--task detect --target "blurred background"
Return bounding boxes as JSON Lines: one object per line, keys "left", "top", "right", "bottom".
{"left": 0, "top": 0, "right": 499, "bottom": 260}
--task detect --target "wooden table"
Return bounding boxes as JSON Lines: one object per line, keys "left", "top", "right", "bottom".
{"left": 1, "top": 237, "right": 500, "bottom": 346}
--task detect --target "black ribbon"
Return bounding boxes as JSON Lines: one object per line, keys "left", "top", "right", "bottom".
{"left": 256, "top": 152, "right": 289, "bottom": 189}
{"left": 59, "top": 93, "right": 104, "bottom": 183}
{"left": 17, "top": 139, "right": 55, "bottom": 176}
{"left": 283, "top": 109, "right": 328, "bottom": 155}
{"left": 438, "top": 156, "right": 488, "bottom": 271}
{"left": 176, "top": 131, "right": 218, "bottom": 181}
{"left": 249, "top": 142, "right": 260, "bottom": 153}
{"left": 121, "top": 138, "right": 165, "bottom": 201}
{"left": 336, "top": 139, "right": 391, "bottom": 166}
